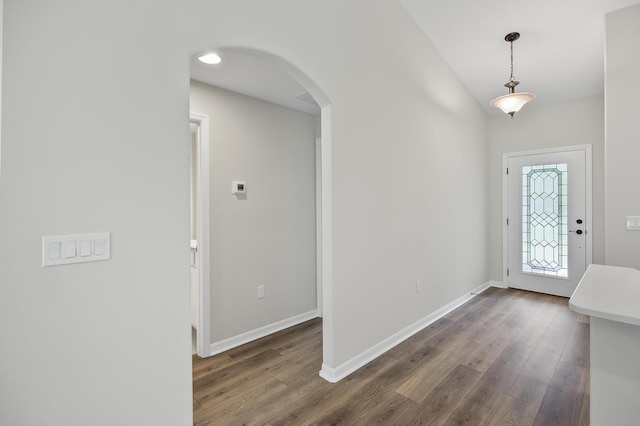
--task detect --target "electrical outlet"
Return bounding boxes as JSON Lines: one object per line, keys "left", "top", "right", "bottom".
{"left": 258, "top": 285, "right": 265, "bottom": 299}
{"left": 416, "top": 280, "right": 422, "bottom": 293}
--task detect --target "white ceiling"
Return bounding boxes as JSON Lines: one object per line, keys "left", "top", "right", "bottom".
{"left": 191, "top": 0, "right": 640, "bottom": 117}
{"left": 402, "top": 0, "right": 640, "bottom": 114}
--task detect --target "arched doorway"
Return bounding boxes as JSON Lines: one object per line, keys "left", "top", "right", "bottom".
{"left": 187, "top": 47, "right": 333, "bottom": 377}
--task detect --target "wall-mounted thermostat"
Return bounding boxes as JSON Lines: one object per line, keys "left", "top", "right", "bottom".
{"left": 231, "top": 181, "right": 246, "bottom": 194}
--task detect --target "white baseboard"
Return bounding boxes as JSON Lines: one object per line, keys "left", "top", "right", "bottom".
{"left": 489, "top": 280, "right": 507, "bottom": 288}
{"left": 319, "top": 281, "right": 491, "bottom": 383}
{"left": 208, "top": 310, "right": 319, "bottom": 356}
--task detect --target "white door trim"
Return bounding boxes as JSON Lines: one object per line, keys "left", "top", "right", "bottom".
{"left": 502, "top": 144, "right": 593, "bottom": 288}
{"left": 315, "top": 137, "right": 323, "bottom": 317}
{"left": 190, "top": 112, "right": 211, "bottom": 357}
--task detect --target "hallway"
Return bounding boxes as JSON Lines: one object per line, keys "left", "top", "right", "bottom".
{"left": 193, "top": 287, "right": 589, "bottom": 425}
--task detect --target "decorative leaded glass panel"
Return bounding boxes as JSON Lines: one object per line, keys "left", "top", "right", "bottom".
{"left": 522, "top": 163, "right": 568, "bottom": 278}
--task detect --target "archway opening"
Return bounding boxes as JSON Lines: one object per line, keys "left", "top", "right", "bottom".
{"left": 186, "top": 47, "right": 333, "bottom": 402}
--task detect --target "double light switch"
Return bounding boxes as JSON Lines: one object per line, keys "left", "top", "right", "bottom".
{"left": 42, "top": 233, "right": 110, "bottom": 267}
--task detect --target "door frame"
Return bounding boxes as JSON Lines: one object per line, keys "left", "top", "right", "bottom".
{"left": 502, "top": 144, "right": 593, "bottom": 288}
{"left": 189, "top": 112, "right": 325, "bottom": 355}
{"left": 315, "top": 137, "right": 323, "bottom": 317}
{"left": 190, "top": 112, "right": 211, "bottom": 357}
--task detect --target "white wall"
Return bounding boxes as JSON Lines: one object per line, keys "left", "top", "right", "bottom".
{"left": 0, "top": 0, "right": 3, "bottom": 171}
{"left": 488, "top": 96, "right": 605, "bottom": 281}
{"left": 319, "top": 4, "right": 489, "bottom": 369}
{"left": 605, "top": 4, "right": 640, "bottom": 268}
{"left": 0, "top": 1, "right": 488, "bottom": 424}
{"left": 190, "top": 80, "right": 317, "bottom": 343}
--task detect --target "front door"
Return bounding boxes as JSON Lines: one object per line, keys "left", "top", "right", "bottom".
{"left": 505, "top": 146, "right": 591, "bottom": 297}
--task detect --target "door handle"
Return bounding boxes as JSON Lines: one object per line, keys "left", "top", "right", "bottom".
{"left": 569, "top": 229, "right": 583, "bottom": 235}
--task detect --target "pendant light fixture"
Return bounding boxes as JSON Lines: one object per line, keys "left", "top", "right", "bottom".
{"left": 490, "top": 32, "right": 535, "bottom": 118}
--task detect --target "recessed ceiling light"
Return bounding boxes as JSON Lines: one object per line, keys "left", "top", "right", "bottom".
{"left": 198, "top": 53, "right": 222, "bottom": 65}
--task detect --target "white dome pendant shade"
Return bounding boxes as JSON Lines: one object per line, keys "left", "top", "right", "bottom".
{"left": 490, "top": 32, "right": 535, "bottom": 118}
{"left": 490, "top": 88, "right": 536, "bottom": 117}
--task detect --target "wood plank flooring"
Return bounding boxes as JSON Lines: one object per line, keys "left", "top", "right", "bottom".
{"left": 193, "top": 287, "right": 590, "bottom": 425}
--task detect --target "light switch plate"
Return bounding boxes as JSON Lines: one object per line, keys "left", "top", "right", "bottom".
{"left": 627, "top": 216, "right": 640, "bottom": 230}
{"left": 42, "top": 233, "right": 110, "bottom": 266}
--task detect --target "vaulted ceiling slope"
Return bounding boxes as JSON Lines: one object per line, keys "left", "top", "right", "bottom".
{"left": 400, "top": 0, "right": 640, "bottom": 114}
{"left": 191, "top": 0, "right": 640, "bottom": 116}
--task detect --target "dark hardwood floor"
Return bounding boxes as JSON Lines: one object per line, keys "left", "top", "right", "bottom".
{"left": 192, "top": 287, "right": 590, "bottom": 425}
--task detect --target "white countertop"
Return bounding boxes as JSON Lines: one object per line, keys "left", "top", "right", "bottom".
{"left": 569, "top": 264, "right": 640, "bottom": 326}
